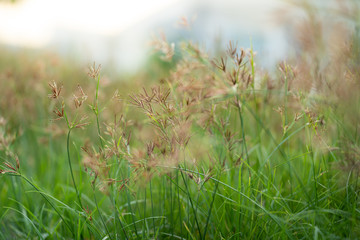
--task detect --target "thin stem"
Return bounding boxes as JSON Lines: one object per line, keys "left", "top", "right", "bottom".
{"left": 143, "top": 186, "right": 147, "bottom": 239}
{"left": 236, "top": 95, "right": 250, "bottom": 177}
{"left": 93, "top": 187, "right": 113, "bottom": 240}
{"left": 67, "top": 129, "right": 83, "bottom": 210}
{"left": 96, "top": 116, "right": 104, "bottom": 149}
{"left": 126, "top": 163, "right": 139, "bottom": 238}
{"left": 180, "top": 169, "right": 202, "bottom": 240}
{"left": 203, "top": 177, "right": 219, "bottom": 239}
{"left": 95, "top": 74, "right": 100, "bottom": 108}
{"left": 150, "top": 180, "right": 156, "bottom": 236}
{"left": 113, "top": 158, "right": 129, "bottom": 240}
{"left": 93, "top": 73, "right": 104, "bottom": 149}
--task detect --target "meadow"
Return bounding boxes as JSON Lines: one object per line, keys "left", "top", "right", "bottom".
{"left": 0, "top": 2, "right": 360, "bottom": 239}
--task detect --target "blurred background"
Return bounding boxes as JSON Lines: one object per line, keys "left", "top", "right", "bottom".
{"left": 0, "top": 0, "right": 289, "bottom": 72}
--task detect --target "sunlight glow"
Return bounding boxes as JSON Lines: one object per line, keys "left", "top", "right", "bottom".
{"left": 0, "top": 0, "right": 180, "bottom": 47}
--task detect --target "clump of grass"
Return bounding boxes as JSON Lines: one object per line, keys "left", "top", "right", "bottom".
{"left": 0, "top": 0, "right": 360, "bottom": 239}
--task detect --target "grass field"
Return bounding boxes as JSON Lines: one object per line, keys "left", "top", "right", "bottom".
{"left": 1, "top": 2, "right": 360, "bottom": 239}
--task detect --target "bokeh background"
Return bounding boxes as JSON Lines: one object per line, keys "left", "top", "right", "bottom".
{"left": 0, "top": 0, "right": 290, "bottom": 72}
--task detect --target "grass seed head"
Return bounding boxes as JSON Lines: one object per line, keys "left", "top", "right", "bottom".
{"left": 48, "top": 81, "right": 62, "bottom": 99}
{"left": 226, "top": 41, "right": 237, "bottom": 58}
{"left": 73, "top": 85, "right": 88, "bottom": 108}
{"left": 212, "top": 57, "right": 227, "bottom": 73}
{"left": 151, "top": 33, "right": 175, "bottom": 62}
{"left": 87, "top": 62, "right": 101, "bottom": 79}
